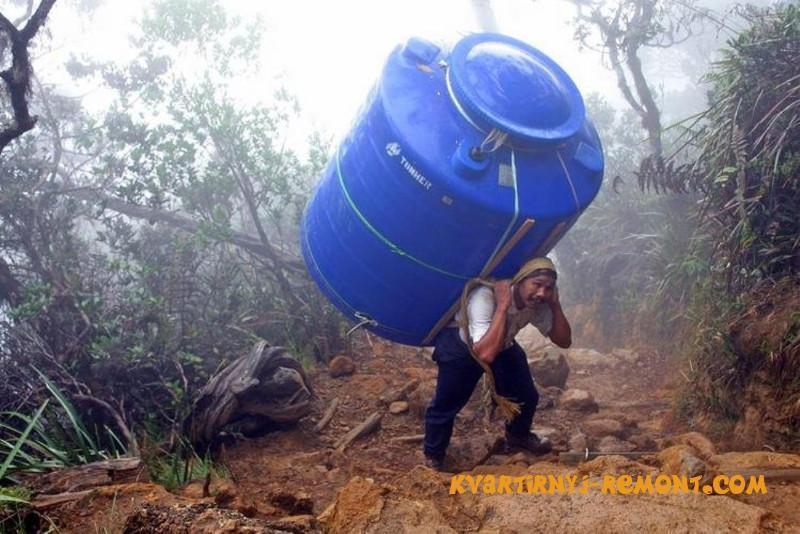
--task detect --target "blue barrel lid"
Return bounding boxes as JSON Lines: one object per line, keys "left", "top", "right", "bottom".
{"left": 448, "top": 33, "right": 585, "bottom": 145}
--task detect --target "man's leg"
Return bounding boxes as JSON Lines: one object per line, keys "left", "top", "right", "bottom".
{"left": 424, "top": 335, "right": 484, "bottom": 462}
{"left": 491, "top": 342, "right": 540, "bottom": 438}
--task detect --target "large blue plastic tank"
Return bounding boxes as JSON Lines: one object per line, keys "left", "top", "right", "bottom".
{"left": 301, "top": 33, "right": 604, "bottom": 346}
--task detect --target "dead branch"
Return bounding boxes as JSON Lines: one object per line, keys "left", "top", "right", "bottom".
{"left": 72, "top": 393, "right": 139, "bottom": 456}
{"left": 63, "top": 187, "right": 305, "bottom": 272}
{"left": 313, "top": 397, "right": 339, "bottom": 433}
{"left": 334, "top": 411, "right": 382, "bottom": 452}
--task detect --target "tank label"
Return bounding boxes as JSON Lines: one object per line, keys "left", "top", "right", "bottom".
{"left": 385, "top": 141, "right": 432, "bottom": 191}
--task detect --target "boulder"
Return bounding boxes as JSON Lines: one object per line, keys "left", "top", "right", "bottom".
{"left": 449, "top": 434, "right": 504, "bottom": 471}
{"left": 528, "top": 352, "right": 569, "bottom": 388}
{"left": 564, "top": 348, "right": 609, "bottom": 367}
{"left": 328, "top": 355, "right": 356, "bottom": 378}
{"left": 658, "top": 445, "right": 706, "bottom": 478}
{"left": 407, "top": 380, "right": 436, "bottom": 419}
{"left": 661, "top": 432, "right": 716, "bottom": 460}
{"left": 581, "top": 418, "right": 626, "bottom": 440}
{"left": 558, "top": 389, "right": 599, "bottom": 413}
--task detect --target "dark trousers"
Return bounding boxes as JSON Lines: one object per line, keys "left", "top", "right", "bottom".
{"left": 423, "top": 328, "right": 539, "bottom": 460}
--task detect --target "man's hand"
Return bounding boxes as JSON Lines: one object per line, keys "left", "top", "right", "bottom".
{"left": 544, "top": 285, "right": 561, "bottom": 309}
{"left": 493, "top": 280, "right": 512, "bottom": 312}
{"left": 545, "top": 285, "right": 572, "bottom": 349}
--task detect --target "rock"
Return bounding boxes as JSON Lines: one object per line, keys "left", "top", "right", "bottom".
{"left": 124, "top": 503, "right": 287, "bottom": 533}
{"left": 564, "top": 348, "right": 609, "bottom": 367}
{"left": 568, "top": 432, "right": 588, "bottom": 452}
{"left": 581, "top": 418, "right": 626, "bottom": 439}
{"left": 378, "top": 378, "right": 420, "bottom": 405}
{"left": 328, "top": 355, "right": 356, "bottom": 378}
{"left": 628, "top": 434, "right": 658, "bottom": 451}
{"left": 596, "top": 436, "right": 636, "bottom": 453}
{"left": 533, "top": 426, "right": 561, "bottom": 445}
{"left": 388, "top": 401, "right": 409, "bottom": 414}
{"left": 267, "top": 514, "right": 318, "bottom": 532}
{"left": 611, "top": 348, "right": 639, "bottom": 364}
{"left": 321, "top": 465, "right": 770, "bottom": 533}
{"left": 537, "top": 394, "right": 555, "bottom": 410}
{"left": 558, "top": 389, "right": 599, "bottom": 413}
{"left": 406, "top": 379, "right": 436, "bottom": 419}
{"left": 449, "top": 434, "right": 504, "bottom": 471}
{"left": 528, "top": 352, "right": 569, "bottom": 388}
{"left": 658, "top": 445, "right": 706, "bottom": 478}
{"left": 577, "top": 455, "right": 658, "bottom": 477}
{"left": 662, "top": 431, "right": 716, "bottom": 460}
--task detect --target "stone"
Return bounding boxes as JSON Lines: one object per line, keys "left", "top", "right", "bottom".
{"left": 533, "top": 426, "right": 561, "bottom": 444}
{"left": 581, "top": 418, "right": 626, "bottom": 439}
{"left": 662, "top": 431, "right": 716, "bottom": 460}
{"left": 628, "top": 433, "right": 658, "bottom": 451}
{"left": 564, "top": 348, "right": 609, "bottom": 367}
{"left": 611, "top": 348, "right": 639, "bottom": 364}
{"left": 320, "top": 466, "right": 770, "bottom": 533}
{"left": 529, "top": 352, "right": 570, "bottom": 388}
{"left": 388, "top": 401, "right": 409, "bottom": 414}
{"left": 406, "top": 379, "right": 436, "bottom": 419}
{"left": 448, "top": 434, "right": 504, "bottom": 471}
{"left": 378, "top": 378, "right": 420, "bottom": 405}
{"left": 558, "top": 389, "right": 599, "bottom": 413}
{"left": 328, "top": 355, "right": 356, "bottom": 378}
{"left": 596, "top": 436, "right": 636, "bottom": 454}
{"left": 568, "top": 432, "right": 588, "bottom": 452}
{"left": 658, "top": 445, "right": 706, "bottom": 478}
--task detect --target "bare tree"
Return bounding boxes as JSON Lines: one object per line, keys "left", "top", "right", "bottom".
{"left": 568, "top": 0, "right": 707, "bottom": 157}
{"left": 0, "top": 0, "right": 57, "bottom": 154}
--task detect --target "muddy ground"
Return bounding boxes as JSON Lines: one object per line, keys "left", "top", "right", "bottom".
{"left": 34, "top": 328, "right": 800, "bottom": 532}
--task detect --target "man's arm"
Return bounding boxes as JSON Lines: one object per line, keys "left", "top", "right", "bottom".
{"left": 547, "top": 287, "right": 572, "bottom": 348}
{"left": 472, "top": 281, "right": 512, "bottom": 364}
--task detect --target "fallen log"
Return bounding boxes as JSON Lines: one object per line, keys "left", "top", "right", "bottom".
{"left": 31, "top": 490, "right": 92, "bottom": 509}
{"left": 334, "top": 412, "right": 382, "bottom": 453}
{"left": 389, "top": 434, "right": 424, "bottom": 444}
{"left": 28, "top": 457, "right": 148, "bottom": 495}
{"left": 185, "top": 340, "right": 314, "bottom": 448}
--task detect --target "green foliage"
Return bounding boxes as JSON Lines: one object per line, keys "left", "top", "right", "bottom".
{"left": 0, "top": 375, "right": 128, "bottom": 483}
{"left": 145, "top": 438, "right": 227, "bottom": 492}
{"left": 556, "top": 94, "right": 709, "bottom": 348}
{"left": 640, "top": 4, "right": 800, "bottom": 290}
{"left": 1, "top": 0, "right": 346, "bottom": 454}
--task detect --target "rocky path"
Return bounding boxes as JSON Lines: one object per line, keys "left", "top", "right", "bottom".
{"left": 41, "top": 329, "right": 800, "bottom": 532}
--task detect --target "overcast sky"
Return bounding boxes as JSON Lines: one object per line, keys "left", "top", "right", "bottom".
{"left": 27, "top": 0, "right": 631, "bottom": 148}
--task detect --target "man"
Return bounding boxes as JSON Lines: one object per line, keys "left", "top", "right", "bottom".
{"left": 423, "top": 257, "right": 571, "bottom": 471}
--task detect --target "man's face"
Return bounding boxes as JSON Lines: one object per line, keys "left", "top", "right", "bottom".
{"left": 517, "top": 273, "right": 556, "bottom": 308}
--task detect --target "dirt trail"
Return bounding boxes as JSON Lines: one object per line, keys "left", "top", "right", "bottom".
{"left": 41, "top": 330, "right": 800, "bottom": 532}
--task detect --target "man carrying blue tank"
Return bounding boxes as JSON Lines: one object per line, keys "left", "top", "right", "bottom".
{"left": 423, "top": 257, "right": 572, "bottom": 471}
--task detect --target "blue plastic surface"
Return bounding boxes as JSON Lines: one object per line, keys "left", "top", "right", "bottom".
{"left": 301, "top": 32, "right": 604, "bottom": 346}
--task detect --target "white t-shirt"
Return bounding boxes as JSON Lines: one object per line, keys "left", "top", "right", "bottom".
{"left": 451, "top": 285, "right": 553, "bottom": 348}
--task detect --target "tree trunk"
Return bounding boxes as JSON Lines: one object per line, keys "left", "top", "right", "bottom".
{"left": 185, "top": 340, "right": 314, "bottom": 448}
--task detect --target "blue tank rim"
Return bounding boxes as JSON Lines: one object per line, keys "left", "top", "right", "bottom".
{"left": 447, "top": 32, "right": 586, "bottom": 146}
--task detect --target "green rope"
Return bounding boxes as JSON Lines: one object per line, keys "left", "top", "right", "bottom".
{"left": 336, "top": 149, "right": 469, "bottom": 281}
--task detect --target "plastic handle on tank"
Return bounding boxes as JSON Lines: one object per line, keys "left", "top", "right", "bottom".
{"left": 451, "top": 141, "right": 490, "bottom": 178}
{"left": 402, "top": 37, "right": 441, "bottom": 64}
